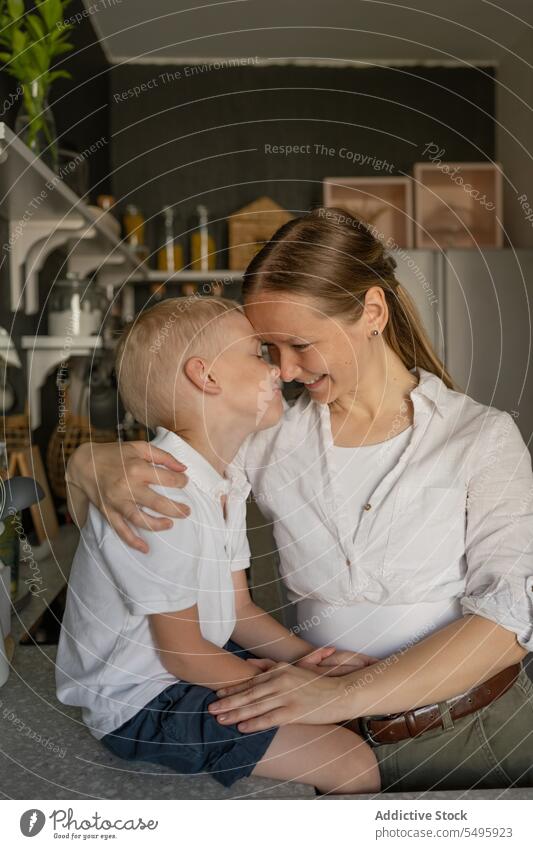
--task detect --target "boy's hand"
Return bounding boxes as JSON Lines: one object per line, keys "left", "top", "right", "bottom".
{"left": 245, "top": 658, "right": 277, "bottom": 674}
{"left": 295, "top": 645, "right": 336, "bottom": 669}
{"left": 317, "top": 649, "right": 380, "bottom": 676}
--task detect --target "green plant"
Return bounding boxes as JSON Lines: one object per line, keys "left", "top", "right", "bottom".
{"left": 0, "top": 0, "right": 74, "bottom": 153}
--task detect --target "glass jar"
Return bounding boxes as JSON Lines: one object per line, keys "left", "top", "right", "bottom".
{"left": 123, "top": 204, "right": 145, "bottom": 248}
{"left": 48, "top": 272, "right": 104, "bottom": 337}
{"left": 157, "top": 206, "right": 184, "bottom": 273}
{"left": 15, "top": 80, "right": 59, "bottom": 173}
{"left": 190, "top": 204, "right": 216, "bottom": 271}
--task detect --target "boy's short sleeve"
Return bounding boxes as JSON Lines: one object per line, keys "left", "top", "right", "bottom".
{"left": 91, "top": 488, "right": 202, "bottom": 616}
{"left": 231, "top": 519, "right": 252, "bottom": 572}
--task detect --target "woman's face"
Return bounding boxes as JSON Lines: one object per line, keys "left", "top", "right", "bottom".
{"left": 244, "top": 290, "right": 382, "bottom": 405}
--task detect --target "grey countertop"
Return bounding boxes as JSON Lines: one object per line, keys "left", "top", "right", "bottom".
{"left": 0, "top": 643, "right": 314, "bottom": 799}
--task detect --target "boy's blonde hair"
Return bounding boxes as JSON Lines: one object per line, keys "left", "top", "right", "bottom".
{"left": 115, "top": 296, "right": 242, "bottom": 429}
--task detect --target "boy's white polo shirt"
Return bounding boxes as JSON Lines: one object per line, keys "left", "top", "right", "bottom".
{"left": 56, "top": 428, "right": 252, "bottom": 740}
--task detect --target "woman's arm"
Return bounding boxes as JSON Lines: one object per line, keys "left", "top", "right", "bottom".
{"left": 65, "top": 440, "right": 191, "bottom": 551}
{"left": 208, "top": 614, "right": 528, "bottom": 731}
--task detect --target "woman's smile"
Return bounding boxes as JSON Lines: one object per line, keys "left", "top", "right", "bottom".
{"left": 297, "top": 373, "right": 329, "bottom": 390}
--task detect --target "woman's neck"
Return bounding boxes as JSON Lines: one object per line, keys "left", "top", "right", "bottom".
{"left": 329, "top": 356, "right": 418, "bottom": 447}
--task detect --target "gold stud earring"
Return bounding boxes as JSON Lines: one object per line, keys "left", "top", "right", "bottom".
{"left": 371, "top": 329, "right": 379, "bottom": 336}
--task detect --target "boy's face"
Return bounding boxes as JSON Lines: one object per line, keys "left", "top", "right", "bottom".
{"left": 208, "top": 313, "right": 283, "bottom": 431}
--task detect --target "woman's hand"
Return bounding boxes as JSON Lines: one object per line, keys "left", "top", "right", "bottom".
{"left": 207, "top": 662, "right": 352, "bottom": 732}
{"left": 66, "top": 440, "right": 190, "bottom": 553}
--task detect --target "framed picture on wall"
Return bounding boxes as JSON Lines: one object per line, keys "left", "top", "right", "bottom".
{"left": 413, "top": 162, "right": 503, "bottom": 248}
{"left": 323, "top": 177, "right": 414, "bottom": 248}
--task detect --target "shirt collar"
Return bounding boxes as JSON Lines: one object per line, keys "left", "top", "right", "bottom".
{"left": 285, "top": 367, "right": 451, "bottom": 449}
{"left": 152, "top": 427, "right": 250, "bottom": 500}
{"left": 288, "top": 367, "right": 451, "bottom": 421}
{"left": 409, "top": 368, "right": 451, "bottom": 418}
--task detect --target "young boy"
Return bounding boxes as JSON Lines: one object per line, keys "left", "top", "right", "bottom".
{"left": 56, "top": 297, "right": 379, "bottom": 794}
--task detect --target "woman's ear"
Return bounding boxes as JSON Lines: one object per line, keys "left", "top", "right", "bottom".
{"left": 363, "top": 285, "right": 389, "bottom": 334}
{"left": 184, "top": 357, "right": 222, "bottom": 395}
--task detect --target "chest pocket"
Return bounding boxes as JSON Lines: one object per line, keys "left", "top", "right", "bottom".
{"left": 384, "top": 484, "right": 467, "bottom": 573}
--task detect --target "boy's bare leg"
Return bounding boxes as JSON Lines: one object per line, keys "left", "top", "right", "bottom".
{"left": 251, "top": 725, "right": 381, "bottom": 794}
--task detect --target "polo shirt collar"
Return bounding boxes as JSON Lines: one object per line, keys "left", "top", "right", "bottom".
{"left": 153, "top": 427, "right": 250, "bottom": 500}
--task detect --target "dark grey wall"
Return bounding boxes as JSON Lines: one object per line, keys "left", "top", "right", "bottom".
{"left": 110, "top": 63, "right": 496, "bottom": 263}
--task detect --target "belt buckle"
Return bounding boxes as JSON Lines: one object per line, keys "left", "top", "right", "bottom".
{"left": 359, "top": 716, "right": 380, "bottom": 747}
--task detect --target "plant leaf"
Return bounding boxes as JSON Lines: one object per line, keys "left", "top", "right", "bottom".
{"left": 26, "top": 13, "right": 46, "bottom": 41}
{"left": 38, "top": 0, "right": 63, "bottom": 30}
{"left": 12, "top": 28, "right": 27, "bottom": 54}
{"left": 27, "top": 41, "right": 49, "bottom": 73}
{"left": 7, "top": 0, "right": 24, "bottom": 23}
{"left": 51, "top": 41, "right": 73, "bottom": 55}
{"left": 47, "top": 68, "right": 71, "bottom": 82}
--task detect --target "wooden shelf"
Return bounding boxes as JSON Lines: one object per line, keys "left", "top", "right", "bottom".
{"left": 21, "top": 335, "right": 103, "bottom": 430}
{"left": 0, "top": 123, "right": 143, "bottom": 315}
{"left": 142, "top": 269, "right": 243, "bottom": 283}
{"left": 21, "top": 335, "right": 102, "bottom": 349}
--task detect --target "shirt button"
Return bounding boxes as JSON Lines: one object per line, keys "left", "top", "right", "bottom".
{"left": 363, "top": 503, "right": 372, "bottom": 511}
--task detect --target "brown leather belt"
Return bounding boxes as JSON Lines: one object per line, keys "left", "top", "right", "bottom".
{"left": 346, "top": 663, "right": 521, "bottom": 746}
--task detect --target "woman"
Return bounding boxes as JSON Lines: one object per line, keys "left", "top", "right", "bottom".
{"left": 67, "top": 207, "right": 533, "bottom": 792}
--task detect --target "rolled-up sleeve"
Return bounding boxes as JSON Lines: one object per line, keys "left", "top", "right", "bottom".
{"left": 461, "top": 411, "right": 533, "bottom": 651}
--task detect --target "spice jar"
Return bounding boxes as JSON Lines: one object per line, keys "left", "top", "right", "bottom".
{"left": 123, "top": 204, "right": 145, "bottom": 248}
{"left": 48, "top": 272, "right": 104, "bottom": 337}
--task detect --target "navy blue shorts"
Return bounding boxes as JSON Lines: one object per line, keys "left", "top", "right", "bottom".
{"left": 100, "top": 641, "right": 278, "bottom": 787}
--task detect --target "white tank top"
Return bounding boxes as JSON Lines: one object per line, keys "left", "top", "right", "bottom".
{"left": 333, "top": 426, "right": 413, "bottom": 518}
{"left": 296, "top": 426, "right": 462, "bottom": 657}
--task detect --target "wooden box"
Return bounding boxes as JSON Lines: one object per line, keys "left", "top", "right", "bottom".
{"left": 413, "top": 162, "right": 503, "bottom": 248}
{"left": 228, "top": 197, "right": 293, "bottom": 270}
{"left": 323, "top": 176, "right": 414, "bottom": 248}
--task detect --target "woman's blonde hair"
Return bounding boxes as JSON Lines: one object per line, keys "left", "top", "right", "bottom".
{"left": 242, "top": 206, "right": 454, "bottom": 389}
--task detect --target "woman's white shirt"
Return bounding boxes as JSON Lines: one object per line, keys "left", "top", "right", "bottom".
{"left": 239, "top": 368, "right": 533, "bottom": 654}
{"left": 301, "top": 430, "right": 463, "bottom": 657}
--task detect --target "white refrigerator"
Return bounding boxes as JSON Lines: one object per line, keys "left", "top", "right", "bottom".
{"left": 394, "top": 248, "right": 533, "bottom": 447}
